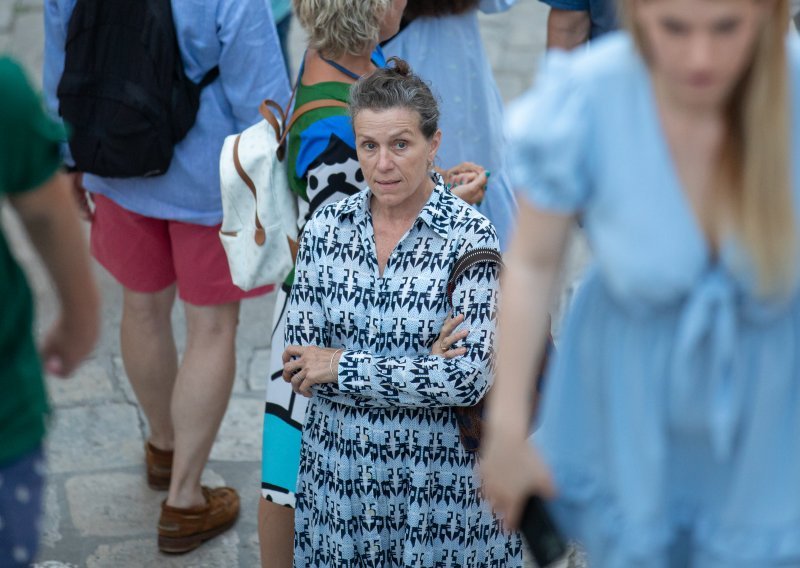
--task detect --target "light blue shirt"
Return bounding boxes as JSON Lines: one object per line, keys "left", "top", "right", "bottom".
{"left": 43, "top": 0, "right": 291, "bottom": 225}
{"left": 382, "top": 0, "right": 518, "bottom": 250}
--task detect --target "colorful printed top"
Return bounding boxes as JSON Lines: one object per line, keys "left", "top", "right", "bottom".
{"left": 286, "top": 48, "right": 386, "bottom": 229}
{"left": 287, "top": 176, "right": 523, "bottom": 567}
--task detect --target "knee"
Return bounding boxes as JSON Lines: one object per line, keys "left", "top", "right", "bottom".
{"left": 185, "top": 302, "right": 240, "bottom": 343}
{"left": 122, "top": 288, "right": 174, "bottom": 331}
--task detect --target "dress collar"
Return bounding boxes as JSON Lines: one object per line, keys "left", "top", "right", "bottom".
{"left": 336, "top": 172, "right": 451, "bottom": 240}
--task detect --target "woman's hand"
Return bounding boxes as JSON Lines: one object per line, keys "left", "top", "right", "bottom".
{"left": 444, "top": 162, "right": 487, "bottom": 205}
{"left": 480, "top": 431, "right": 557, "bottom": 530}
{"left": 431, "top": 312, "right": 469, "bottom": 359}
{"left": 282, "top": 345, "right": 342, "bottom": 397}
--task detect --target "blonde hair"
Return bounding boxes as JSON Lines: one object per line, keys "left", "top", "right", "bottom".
{"left": 293, "top": 0, "right": 391, "bottom": 59}
{"left": 623, "top": 0, "right": 796, "bottom": 296}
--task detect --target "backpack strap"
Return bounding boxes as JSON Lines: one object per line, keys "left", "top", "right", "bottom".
{"left": 257, "top": 97, "right": 348, "bottom": 161}
{"left": 447, "top": 248, "right": 503, "bottom": 307}
{"left": 232, "top": 133, "right": 266, "bottom": 246}
{"left": 198, "top": 66, "right": 220, "bottom": 89}
{"left": 278, "top": 98, "right": 349, "bottom": 148}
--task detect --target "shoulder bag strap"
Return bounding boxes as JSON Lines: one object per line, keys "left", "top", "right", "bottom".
{"left": 446, "top": 248, "right": 503, "bottom": 307}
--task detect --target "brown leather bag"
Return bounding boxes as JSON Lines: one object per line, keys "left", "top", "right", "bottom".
{"left": 446, "top": 248, "right": 552, "bottom": 454}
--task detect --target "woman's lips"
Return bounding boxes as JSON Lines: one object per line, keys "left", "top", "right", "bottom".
{"left": 686, "top": 72, "right": 715, "bottom": 88}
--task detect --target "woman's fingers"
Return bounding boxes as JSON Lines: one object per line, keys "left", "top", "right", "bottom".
{"left": 282, "top": 344, "right": 305, "bottom": 363}
{"left": 443, "top": 346, "right": 468, "bottom": 360}
{"left": 439, "top": 313, "right": 465, "bottom": 339}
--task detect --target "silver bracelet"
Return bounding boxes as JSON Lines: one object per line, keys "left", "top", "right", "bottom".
{"left": 329, "top": 348, "right": 344, "bottom": 379}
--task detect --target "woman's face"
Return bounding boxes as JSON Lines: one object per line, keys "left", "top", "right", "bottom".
{"left": 379, "top": 0, "right": 408, "bottom": 42}
{"left": 354, "top": 107, "right": 441, "bottom": 211}
{"left": 634, "top": 0, "right": 769, "bottom": 108}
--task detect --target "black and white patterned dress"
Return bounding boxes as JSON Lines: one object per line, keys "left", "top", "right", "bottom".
{"left": 287, "top": 177, "right": 523, "bottom": 567}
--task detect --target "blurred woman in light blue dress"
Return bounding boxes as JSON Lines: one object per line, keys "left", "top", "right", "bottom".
{"left": 482, "top": 0, "right": 800, "bottom": 566}
{"left": 382, "top": 0, "right": 517, "bottom": 250}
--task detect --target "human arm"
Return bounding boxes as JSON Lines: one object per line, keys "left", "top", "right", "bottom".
{"left": 216, "top": 0, "right": 291, "bottom": 130}
{"left": 283, "top": 213, "right": 501, "bottom": 408}
{"left": 546, "top": 8, "right": 591, "bottom": 50}
{"left": 330, "top": 258, "right": 500, "bottom": 408}
{"left": 438, "top": 162, "right": 488, "bottom": 205}
{"left": 8, "top": 173, "right": 100, "bottom": 376}
{"left": 480, "top": 199, "right": 571, "bottom": 528}
{"left": 285, "top": 312, "right": 470, "bottom": 397}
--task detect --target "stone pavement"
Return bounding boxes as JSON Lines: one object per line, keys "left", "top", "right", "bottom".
{"left": 1, "top": 1, "right": 589, "bottom": 566}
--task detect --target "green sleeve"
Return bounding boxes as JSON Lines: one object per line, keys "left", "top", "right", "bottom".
{"left": 0, "top": 57, "right": 66, "bottom": 196}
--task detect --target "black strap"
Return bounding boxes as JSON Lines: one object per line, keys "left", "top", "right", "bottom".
{"left": 446, "top": 248, "right": 503, "bottom": 307}
{"left": 318, "top": 54, "right": 362, "bottom": 81}
{"left": 198, "top": 65, "right": 220, "bottom": 89}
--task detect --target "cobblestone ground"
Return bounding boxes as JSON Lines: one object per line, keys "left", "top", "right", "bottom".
{"left": 2, "top": 1, "right": 589, "bottom": 566}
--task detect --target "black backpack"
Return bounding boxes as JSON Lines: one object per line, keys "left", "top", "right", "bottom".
{"left": 57, "top": 0, "right": 219, "bottom": 178}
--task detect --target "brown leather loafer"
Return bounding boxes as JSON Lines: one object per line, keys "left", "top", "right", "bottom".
{"left": 145, "top": 442, "right": 173, "bottom": 491}
{"left": 157, "top": 486, "right": 240, "bottom": 554}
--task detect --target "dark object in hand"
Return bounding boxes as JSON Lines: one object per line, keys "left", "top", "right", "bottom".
{"left": 519, "top": 495, "right": 567, "bottom": 567}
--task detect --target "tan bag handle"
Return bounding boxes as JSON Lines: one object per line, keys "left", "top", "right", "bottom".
{"left": 244, "top": 95, "right": 348, "bottom": 254}
{"left": 231, "top": 134, "right": 266, "bottom": 246}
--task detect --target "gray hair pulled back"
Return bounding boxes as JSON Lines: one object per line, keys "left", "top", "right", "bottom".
{"left": 348, "top": 57, "right": 440, "bottom": 139}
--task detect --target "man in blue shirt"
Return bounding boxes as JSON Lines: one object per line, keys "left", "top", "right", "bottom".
{"left": 542, "top": 1, "right": 617, "bottom": 49}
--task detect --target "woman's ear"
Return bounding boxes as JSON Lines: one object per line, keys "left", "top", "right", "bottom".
{"left": 428, "top": 130, "right": 442, "bottom": 166}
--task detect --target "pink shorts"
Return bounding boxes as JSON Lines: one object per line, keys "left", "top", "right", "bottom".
{"left": 90, "top": 194, "right": 273, "bottom": 306}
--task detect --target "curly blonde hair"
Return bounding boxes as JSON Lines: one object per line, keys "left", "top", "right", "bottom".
{"left": 293, "top": 0, "right": 391, "bottom": 59}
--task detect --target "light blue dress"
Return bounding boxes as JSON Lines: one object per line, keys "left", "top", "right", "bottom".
{"left": 382, "top": 0, "right": 517, "bottom": 250}
{"left": 507, "top": 33, "right": 800, "bottom": 567}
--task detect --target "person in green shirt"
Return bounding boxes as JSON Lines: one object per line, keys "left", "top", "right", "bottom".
{"left": 0, "top": 57, "right": 99, "bottom": 565}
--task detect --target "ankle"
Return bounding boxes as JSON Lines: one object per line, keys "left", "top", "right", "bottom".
{"left": 147, "top": 435, "right": 174, "bottom": 452}
{"left": 166, "top": 485, "right": 206, "bottom": 509}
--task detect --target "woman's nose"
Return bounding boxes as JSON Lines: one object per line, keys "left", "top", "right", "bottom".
{"left": 377, "top": 148, "right": 393, "bottom": 171}
{"left": 686, "top": 34, "right": 714, "bottom": 72}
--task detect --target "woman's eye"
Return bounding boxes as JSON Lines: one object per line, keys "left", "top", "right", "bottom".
{"left": 661, "top": 18, "right": 689, "bottom": 36}
{"left": 713, "top": 19, "right": 740, "bottom": 35}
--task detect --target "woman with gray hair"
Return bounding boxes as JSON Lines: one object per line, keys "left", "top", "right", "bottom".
{"left": 281, "top": 58, "right": 523, "bottom": 567}
{"left": 258, "top": 1, "right": 405, "bottom": 566}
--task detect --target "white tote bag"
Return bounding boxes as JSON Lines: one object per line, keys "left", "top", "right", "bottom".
{"left": 219, "top": 99, "right": 347, "bottom": 290}
{"left": 219, "top": 100, "right": 297, "bottom": 290}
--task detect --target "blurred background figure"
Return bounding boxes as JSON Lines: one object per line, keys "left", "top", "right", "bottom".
{"left": 382, "top": 0, "right": 518, "bottom": 250}
{"left": 483, "top": 0, "right": 800, "bottom": 566}
{"left": 258, "top": 2, "right": 405, "bottom": 566}
{"left": 43, "top": 0, "right": 289, "bottom": 554}
{"left": 543, "top": 0, "right": 617, "bottom": 49}
{"left": 0, "top": 56, "right": 99, "bottom": 566}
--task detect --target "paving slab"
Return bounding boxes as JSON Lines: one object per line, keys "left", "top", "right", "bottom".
{"left": 46, "top": 404, "right": 144, "bottom": 474}
{"left": 46, "top": 359, "right": 118, "bottom": 407}
{"left": 85, "top": 533, "right": 239, "bottom": 568}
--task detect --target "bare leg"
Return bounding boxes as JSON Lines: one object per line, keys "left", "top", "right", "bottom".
{"left": 121, "top": 286, "right": 178, "bottom": 450}
{"left": 258, "top": 497, "right": 294, "bottom": 568}
{"left": 166, "top": 300, "right": 240, "bottom": 508}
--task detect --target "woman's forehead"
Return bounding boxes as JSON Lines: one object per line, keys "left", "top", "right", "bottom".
{"left": 354, "top": 107, "right": 422, "bottom": 136}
